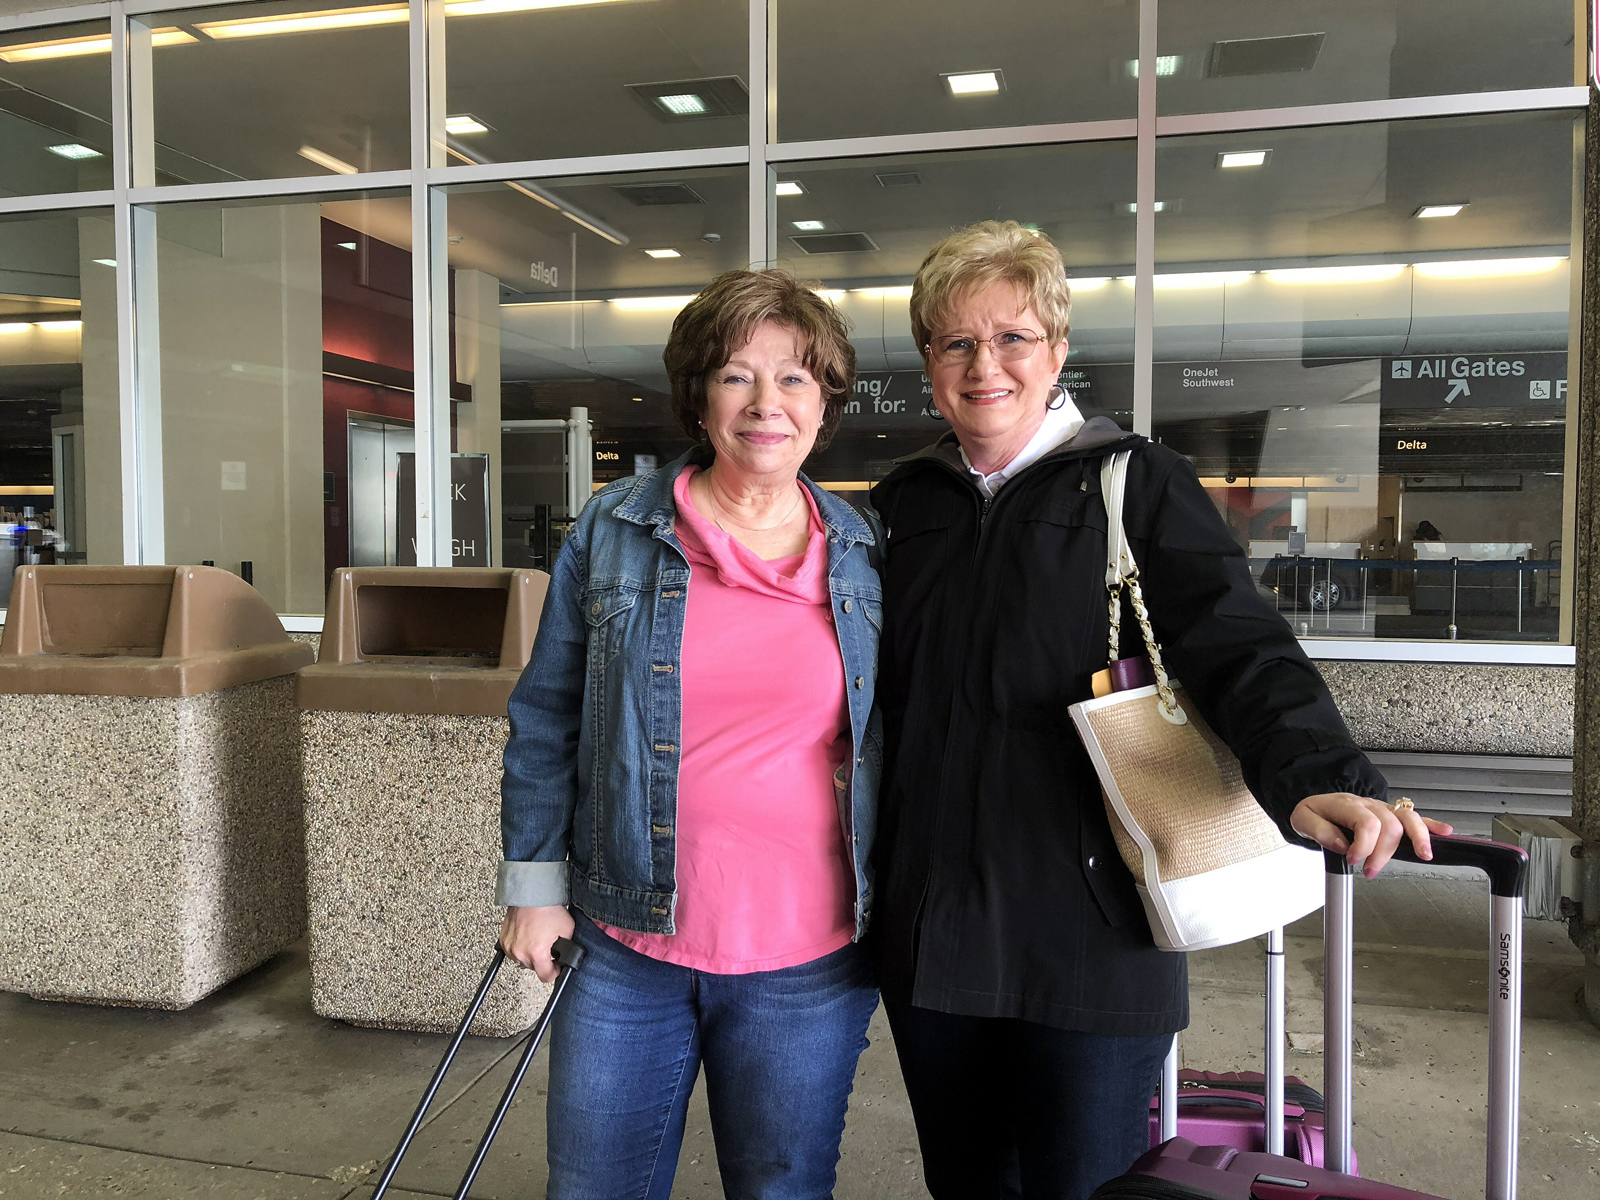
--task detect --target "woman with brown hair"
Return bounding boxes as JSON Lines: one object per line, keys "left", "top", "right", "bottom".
{"left": 497, "top": 269, "right": 884, "bottom": 1199}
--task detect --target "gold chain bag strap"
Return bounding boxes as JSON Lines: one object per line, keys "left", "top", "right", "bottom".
{"left": 1067, "top": 450, "right": 1323, "bottom": 952}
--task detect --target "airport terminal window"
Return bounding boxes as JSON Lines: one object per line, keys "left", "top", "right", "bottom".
{"left": 768, "top": 143, "right": 1138, "bottom": 503}
{"left": 1151, "top": 110, "right": 1577, "bottom": 641}
{"left": 775, "top": 0, "right": 1138, "bottom": 141}
{"left": 442, "top": 166, "right": 745, "bottom": 570}
{"left": 0, "top": 21, "right": 114, "bottom": 197}
{"left": 144, "top": 2, "right": 410, "bottom": 185}
{"left": 444, "top": 0, "right": 747, "bottom": 165}
{"left": 1157, "top": 0, "right": 1580, "bottom": 115}
{"left": 0, "top": 209, "right": 121, "bottom": 609}
{"left": 151, "top": 191, "right": 411, "bottom": 615}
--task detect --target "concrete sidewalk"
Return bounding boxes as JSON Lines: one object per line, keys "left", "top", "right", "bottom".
{"left": 1, "top": 871, "right": 1597, "bottom": 1199}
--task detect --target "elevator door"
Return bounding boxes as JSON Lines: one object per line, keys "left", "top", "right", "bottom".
{"left": 348, "top": 416, "right": 414, "bottom": 566}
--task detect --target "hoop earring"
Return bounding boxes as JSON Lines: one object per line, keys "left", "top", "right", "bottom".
{"left": 1046, "top": 384, "right": 1068, "bottom": 411}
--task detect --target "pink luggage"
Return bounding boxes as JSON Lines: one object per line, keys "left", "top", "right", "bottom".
{"left": 1103, "top": 833, "right": 1528, "bottom": 1200}
{"left": 1147, "top": 927, "right": 1341, "bottom": 1167}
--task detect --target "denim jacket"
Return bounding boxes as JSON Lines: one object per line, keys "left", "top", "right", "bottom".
{"left": 497, "top": 449, "right": 884, "bottom": 940}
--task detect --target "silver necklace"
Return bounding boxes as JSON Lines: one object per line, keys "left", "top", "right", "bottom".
{"left": 704, "top": 477, "right": 804, "bottom": 534}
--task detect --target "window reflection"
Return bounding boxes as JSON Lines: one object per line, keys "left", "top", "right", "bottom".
{"left": 0, "top": 22, "right": 114, "bottom": 197}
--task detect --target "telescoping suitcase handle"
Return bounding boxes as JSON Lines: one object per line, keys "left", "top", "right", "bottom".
{"left": 1323, "top": 834, "right": 1529, "bottom": 1200}
{"left": 370, "top": 936, "right": 586, "bottom": 1200}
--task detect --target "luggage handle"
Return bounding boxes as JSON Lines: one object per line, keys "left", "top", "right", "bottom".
{"left": 1323, "top": 834, "right": 1527, "bottom": 1200}
{"left": 371, "top": 936, "right": 586, "bottom": 1200}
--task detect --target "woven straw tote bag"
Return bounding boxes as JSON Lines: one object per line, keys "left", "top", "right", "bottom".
{"left": 1067, "top": 451, "right": 1324, "bottom": 952}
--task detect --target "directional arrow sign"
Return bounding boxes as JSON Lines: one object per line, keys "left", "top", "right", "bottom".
{"left": 1444, "top": 379, "right": 1471, "bottom": 404}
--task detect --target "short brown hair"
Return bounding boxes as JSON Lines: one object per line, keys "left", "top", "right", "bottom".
{"left": 910, "top": 221, "right": 1072, "bottom": 354}
{"left": 663, "top": 269, "right": 855, "bottom": 451}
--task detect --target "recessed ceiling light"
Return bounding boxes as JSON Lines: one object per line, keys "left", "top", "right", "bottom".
{"left": 1218, "top": 149, "right": 1270, "bottom": 169}
{"left": 656, "top": 93, "right": 707, "bottom": 116}
{"left": 36, "top": 319, "right": 81, "bottom": 331}
{"left": 337, "top": 241, "right": 358, "bottom": 250}
{"left": 1152, "top": 271, "right": 1254, "bottom": 289}
{"left": 943, "top": 70, "right": 1003, "bottom": 96}
{"left": 1123, "top": 201, "right": 1167, "bottom": 213}
{"left": 298, "top": 145, "right": 358, "bottom": 175}
{"left": 1265, "top": 264, "right": 1406, "bottom": 284}
{"left": 775, "top": 180, "right": 805, "bottom": 197}
{"left": 610, "top": 294, "right": 697, "bottom": 311}
{"left": 1067, "top": 277, "right": 1111, "bottom": 290}
{"left": 1413, "top": 256, "right": 1563, "bottom": 279}
{"left": 445, "top": 114, "right": 490, "bottom": 134}
{"left": 92, "top": 258, "right": 116, "bottom": 267}
{"left": 1415, "top": 204, "right": 1466, "bottom": 219}
{"left": 1125, "top": 55, "right": 1181, "bottom": 78}
{"left": 632, "top": 396, "right": 644, "bottom": 402}
{"left": 0, "top": 323, "right": 30, "bottom": 334}
{"left": 644, "top": 248, "right": 681, "bottom": 258}
{"left": 47, "top": 143, "right": 100, "bottom": 160}
{"left": 0, "top": 27, "right": 193, "bottom": 62}
{"left": 792, "top": 220, "right": 825, "bottom": 231}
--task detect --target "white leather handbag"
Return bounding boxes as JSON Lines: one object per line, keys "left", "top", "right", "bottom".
{"left": 1067, "top": 450, "right": 1324, "bottom": 952}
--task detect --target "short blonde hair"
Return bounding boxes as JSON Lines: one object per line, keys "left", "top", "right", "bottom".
{"left": 909, "top": 221, "right": 1072, "bottom": 354}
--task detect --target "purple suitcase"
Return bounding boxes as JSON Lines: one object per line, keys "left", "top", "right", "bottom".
{"left": 1100, "top": 833, "right": 1529, "bottom": 1200}
{"left": 1147, "top": 927, "right": 1343, "bottom": 1168}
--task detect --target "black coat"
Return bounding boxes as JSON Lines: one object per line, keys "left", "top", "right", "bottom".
{"left": 868, "top": 418, "right": 1387, "bottom": 1036}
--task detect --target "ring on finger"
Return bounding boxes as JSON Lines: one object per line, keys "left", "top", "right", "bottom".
{"left": 1391, "top": 797, "right": 1416, "bottom": 814}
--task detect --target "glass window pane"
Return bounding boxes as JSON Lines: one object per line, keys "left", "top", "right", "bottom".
{"left": 1158, "top": 1, "right": 1579, "bottom": 116}
{"left": 0, "top": 22, "right": 114, "bottom": 196}
{"left": 153, "top": 191, "right": 411, "bottom": 615}
{"left": 777, "top": 0, "right": 1138, "bottom": 142}
{"left": 146, "top": 3, "right": 409, "bottom": 185}
{"left": 0, "top": 209, "right": 122, "bottom": 608}
{"left": 1153, "top": 111, "right": 1577, "bottom": 642}
{"left": 771, "top": 143, "right": 1137, "bottom": 497}
{"left": 445, "top": 0, "right": 747, "bottom": 164}
{"left": 443, "top": 167, "right": 745, "bottom": 567}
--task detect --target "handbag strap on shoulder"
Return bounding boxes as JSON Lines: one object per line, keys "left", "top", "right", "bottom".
{"left": 1098, "top": 450, "right": 1187, "bottom": 725}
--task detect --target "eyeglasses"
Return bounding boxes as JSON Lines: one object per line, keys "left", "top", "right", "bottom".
{"left": 925, "top": 328, "right": 1047, "bottom": 367}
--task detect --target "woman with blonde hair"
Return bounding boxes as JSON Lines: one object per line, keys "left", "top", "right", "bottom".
{"left": 498, "top": 269, "right": 884, "bottom": 1199}
{"left": 869, "top": 221, "right": 1448, "bottom": 1199}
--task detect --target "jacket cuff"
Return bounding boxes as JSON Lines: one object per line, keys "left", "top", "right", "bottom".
{"left": 496, "top": 860, "right": 570, "bottom": 907}
{"left": 1267, "top": 745, "right": 1389, "bottom": 850}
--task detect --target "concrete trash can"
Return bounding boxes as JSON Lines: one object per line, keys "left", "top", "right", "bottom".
{"left": 298, "top": 566, "right": 550, "bottom": 1036}
{"left": 0, "top": 564, "right": 314, "bottom": 1008}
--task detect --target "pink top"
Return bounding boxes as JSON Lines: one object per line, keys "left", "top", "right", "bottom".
{"left": 598, "top": 467, "right": 855, "bottom": 973}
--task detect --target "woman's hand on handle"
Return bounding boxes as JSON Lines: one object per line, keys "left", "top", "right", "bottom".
{"left": 1290, "top": 792, "right": 1454, "bottom": 879}
{"left": 500, "top": 905, "right": 576, "bottom": 984}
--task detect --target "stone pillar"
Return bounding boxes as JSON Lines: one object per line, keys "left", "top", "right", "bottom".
{"left": 1568, "top": 90, "right": 1600, "bottom": 1023}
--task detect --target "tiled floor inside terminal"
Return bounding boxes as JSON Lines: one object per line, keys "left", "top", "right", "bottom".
{"left": 1, "top": 868, "right": 1597, "bottom": 1200}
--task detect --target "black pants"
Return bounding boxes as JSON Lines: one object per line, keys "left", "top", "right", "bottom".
{"left": 885, "top": 1002, "right": 1172, "bottom": 1200}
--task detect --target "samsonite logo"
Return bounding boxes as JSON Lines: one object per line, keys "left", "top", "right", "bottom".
{"left": 1498, "top": 932, "right": 1512, "bottom": 1001}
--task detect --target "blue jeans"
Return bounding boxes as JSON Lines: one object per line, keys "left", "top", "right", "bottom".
{"left": 885, "top": 1002, "right": 1173, "bottom": 1200}
{"left": 545, "top": 912, "right": 878, "bottom": 1200}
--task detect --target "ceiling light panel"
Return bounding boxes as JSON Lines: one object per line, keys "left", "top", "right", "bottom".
{"left": 1415, "top": 204, "right": 1466, "bottom": 219}
{"left": 1218, "top": 149, "right": 1270, "bottom": 169}
{"left": 0, "top": 28, "right": 193, "bottom": 62}
{"left": 445, "top": 114, "right": 490, "bottom": 134}
{"left": 298, "top": 145, "right": 359, "bottom": 174}
{"left": 775, "top": 181, "right": 805, "bottom": 197}
{"left": 1264, "top": 265, "right": 1406, "bottom": 284}
{"left": 47, "top": 144, "right": 101, "bottom": 160}
{"left": 643, "top": 248, "right": 681, "bottom": 258}
{"left": 792, "top": 220, "right": 825, "bottom": 231}
{"left": 1413, "top": 257, "right": 1564, "bottom": 279}
{"left": 628, "top": 77, "right": 749, "bottom": 122}
{"left": 657, "top": 93, "right": 706, "bottom": 115}
{"left": 944, "top": 70, "right": 1003, "bottom": 96}
{"left": 198, "top": 5, "right": 410, "bottom": 39}
{"left": 1125, "top": 55, "right": 1181, "bottom": 78}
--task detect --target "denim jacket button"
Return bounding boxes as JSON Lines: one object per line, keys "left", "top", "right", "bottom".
{"left": 590, "top": 601, "right": 602, "bottom": 615}
{"left": 842, "top": 598, "right": 853, "bottom": 614}
{"left": 854, "top": 676, "right": 864, "bottom": 690}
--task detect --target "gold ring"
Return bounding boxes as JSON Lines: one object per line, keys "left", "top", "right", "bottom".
{"left": 1392, "top": 797, "right": 1416, "bottom": 814}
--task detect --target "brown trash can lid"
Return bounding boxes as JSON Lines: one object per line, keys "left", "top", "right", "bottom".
{"left": 0, "top": 564, "right": 314, "bottom": 698}
{"left": 296, "top": 566, "right": 550, "bottom": 717}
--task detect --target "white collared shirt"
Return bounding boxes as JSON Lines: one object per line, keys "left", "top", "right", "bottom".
{"left": 959, "top": 393, "right": 1087, "bottom": 499}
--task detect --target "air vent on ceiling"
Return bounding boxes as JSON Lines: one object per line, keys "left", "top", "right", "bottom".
{"left": 789, "top": 232, "right": 879, "bottom": 255}
{"left": 1208, "top": 33, "right": 1325, "bottom": 77}
{"left": 612, "top": 182, "right": 706, "bottom": 206}
{"left": 875, "top": 171, "right": 923, "bottom": 188}
{"left": 627, "top": 76, "right": 750, "bottom": 121}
